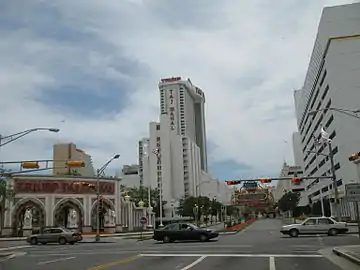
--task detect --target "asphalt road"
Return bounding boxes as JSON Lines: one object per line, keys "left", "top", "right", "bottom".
{"left": 1, "top": 219, "right": 360, "bottom": 270}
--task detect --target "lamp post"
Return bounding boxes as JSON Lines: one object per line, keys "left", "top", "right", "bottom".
{"left": 95, "top": 154, "right": 120, "bottom": 242}
{"left": 311, "top": 134, "right": 325, "bottom": 217}
{"left": 307, "top": 108, "right": 348, "bottom": 221}
{"left": 195, "top": 180, "right": 211, "bottom": 226}
{"left": 308, "top": 107, "right": 360, "bottom": 120}
{"left": 147, "top": 184, "right": 153, "bottom": 229}
{"left": 0, "top": 128, "right": 60, "bottom": 148}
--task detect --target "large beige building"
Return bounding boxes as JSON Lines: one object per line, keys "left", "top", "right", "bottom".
{"left": 53, "top": 143, "right": 95, "bottom": 177}
{"left": 293, "top": 2, "right": 360, "bottom": 219}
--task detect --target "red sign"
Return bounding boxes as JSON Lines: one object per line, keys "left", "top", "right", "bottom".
{"left": 14, "top": 179, "right": 115, "bottom": 195}
{"left": 161, "top": 77, "right": 181, "bottom": 83}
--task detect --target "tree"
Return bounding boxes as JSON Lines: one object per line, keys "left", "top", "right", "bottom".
{"left": 176, "top": 196, "right": 217, "bottom": 218}
{"left": 278, "top": 191, "right": 300, "bottom": 212}
{"left": 125, "top": 186, "right": 166, "bottom": 218}
{"left": 177, "top": 196, "right": 197, "bottom": 217}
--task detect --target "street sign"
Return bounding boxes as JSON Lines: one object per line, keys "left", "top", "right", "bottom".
{"left": 345, "top": 184, "right": 360, "bottom": 202}
{"left": 243, "top": 181, "right": 257, "bottom": 188}
{"left": 140, "top": 216, "right": 147, "bottom": 225}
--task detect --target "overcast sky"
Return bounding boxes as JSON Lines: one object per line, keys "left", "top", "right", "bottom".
{"left": 0, "top": 0, "right": 357, "bottom": 180}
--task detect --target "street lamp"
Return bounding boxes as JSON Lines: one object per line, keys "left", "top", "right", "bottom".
{"left": 308, "top": 107, "right": 360, "bottom": 120}
{"left": 0, "top": 128, "right": 60, "bottom": 147}
{"left": 306, "top": 143, "right": 339, "bottom": 221}
{"left": 194, "top": 180, "right": 211, "bottom": 226}
{"left": 95, "top": 154, "right": 120, "bottom": 242}
{"left": 309, "top": 134, "right": 325, "bottom": 217}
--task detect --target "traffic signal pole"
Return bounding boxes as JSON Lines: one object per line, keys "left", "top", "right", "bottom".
{"left": 225, "top": 176, "right": 331, "bottom": 184}
{"left": 328, "top": 143, "right": 340, "bottom": 221}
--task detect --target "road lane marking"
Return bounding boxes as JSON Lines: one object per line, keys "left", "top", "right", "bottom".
{"left": 180, "top": 256, "right": 206, "bottom": 270}
{"left": 37, "top": 256, "right": 75, "bottom": 265}
{"left": 140, "top": 253, "right": 323, "bottom": 258}
{"left": 269, "top": 256, "right": 276, "bottom": 270}
{"left": 86, "top": 254, "right": 140, "bottom": 270}
{"left": 0, "top": 245, "right": 31, "bottom": 251}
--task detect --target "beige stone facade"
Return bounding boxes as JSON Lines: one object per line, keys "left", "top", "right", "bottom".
{"left": 1, "top": 175, "right": 154, "bottom": 237}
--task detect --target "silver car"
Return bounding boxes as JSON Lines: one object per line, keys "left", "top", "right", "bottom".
{"left": 27, "top": 227, "right": 83, "bottom": 245}
{"left": 280, "top": 217, "right": 348, "bottom": 237}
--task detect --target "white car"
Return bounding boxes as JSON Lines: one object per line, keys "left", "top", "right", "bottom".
{"left": 280, "top": 217, "right": 348, "bottom": 237}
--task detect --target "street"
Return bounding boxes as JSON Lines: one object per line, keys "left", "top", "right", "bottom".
{"left": 1, "top": 219, "right": 360, "bottom": 270}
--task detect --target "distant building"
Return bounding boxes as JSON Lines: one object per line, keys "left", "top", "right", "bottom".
{"left": 292, "top": 132, "right": 304, "bottom": 169}
{"left": 141, "top": 77, "right": 232, "bottom": 216}
{"left": 53, "top": 143, "right": 95, "bottom": 177}
{"left": 274, "top": 163, "right": 306, "bottom": 206}
{"left": 116, "top": 164, "right": 141, "bottom": 188}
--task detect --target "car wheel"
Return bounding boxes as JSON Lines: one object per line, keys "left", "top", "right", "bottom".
{"left": 200, "top": 234, "right": 208, "bottom": 242}
{"left": 58, "top": 237, "right": 67, "bottom": 245}
{"left": 163, "top": 236, "right": 172, "bottom": 243}
{"left": 289, "top": 229, "right": 299, "bottom": 237}
{"left": 30, "top": 237, "right": 38, "bottom": 245}
{"left": 328, "top": 228, "right": 338, "bottom": 236}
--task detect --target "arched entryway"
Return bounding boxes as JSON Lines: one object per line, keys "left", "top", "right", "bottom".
{"left": 90, "top": 199, "right": 114, "bottom": 232}
{"left": 53, "top": 198, "right": 84, "bottom": 231}
{"left": 11, "top": 198, "right": 46, "bottom": 237}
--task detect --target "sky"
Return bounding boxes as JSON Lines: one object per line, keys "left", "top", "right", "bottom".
{"left": 0, "top": 0, "right": 357, "bottom": 181}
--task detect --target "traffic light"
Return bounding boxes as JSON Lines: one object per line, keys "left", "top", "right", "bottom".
{"left": 259, "top": 178, "right": 272, "bottom": 183}
{"left": 348, "top": 152, "right": 360, "bottom": 161}
{"left": 21, "top": 162, "right": 40, "bottom": 169}
{"left": 225, "top": 180, "right": 242, "bottom": 185}
{"left": 291, "top": 177, "right": 301, "bottom": 185}
{"left": 66, "top": 160, "right": 85, "bottom": 167}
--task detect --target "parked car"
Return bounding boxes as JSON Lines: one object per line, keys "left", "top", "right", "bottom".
{"left": 280, "top": 217, "right": 348, "bottom": 237}
{"left": 26, "top": 227, "right": 83, "bottom": 245}
{"left": 153, "top": 223, "right": 219, "bottom": 243}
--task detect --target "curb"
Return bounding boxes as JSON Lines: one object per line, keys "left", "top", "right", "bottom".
{"left": 79, "top": 241, "right": 116, "bottom": 244}
{"left": 333, "top": 248, "right": 360, "bottom": 266}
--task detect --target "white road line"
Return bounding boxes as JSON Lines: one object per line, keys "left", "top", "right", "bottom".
{"left": 269, "top": 256, "right": 276, "bottom": 270}
{"left": 36, "top": 256, "right": 76, "bottom": 265}
{"left": 140, "top": 253, "right": 323, "bottom": 258}
{"left": 180, "top": 256, "right": 206, "bottom": 270}
{"left": 0, "top": 245, "right": 31, "bottom": 251}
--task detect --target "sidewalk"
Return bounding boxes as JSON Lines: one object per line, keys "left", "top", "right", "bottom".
{"left": 333, "top": 245, "right": 360, "bottom": 266}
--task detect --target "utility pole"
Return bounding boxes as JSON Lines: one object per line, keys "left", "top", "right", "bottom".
{"left": 328, "top": 143, "right": 340, "bottom": 221}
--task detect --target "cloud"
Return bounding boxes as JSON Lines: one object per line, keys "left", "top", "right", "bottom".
{"left": 0, "top": 0, "right": 357, "bottom": 178}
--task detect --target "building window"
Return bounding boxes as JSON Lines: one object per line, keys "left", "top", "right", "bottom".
{"left": 156, "top": 125, "right": 160, "bottom": 130}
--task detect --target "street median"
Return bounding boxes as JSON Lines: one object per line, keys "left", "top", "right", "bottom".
{"left": 219, "top": 217, "right": 256, "bottom": 233}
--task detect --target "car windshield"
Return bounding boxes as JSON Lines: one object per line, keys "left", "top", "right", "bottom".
{"left": 59, "top": 227, "right": 72, "bottom": 232}
{"left": 188, "top": 224, "right": 199, "bottom": 230}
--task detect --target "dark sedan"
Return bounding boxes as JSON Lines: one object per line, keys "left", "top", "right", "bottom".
{"left": 153, "top": 223, "right": 219, "bottom": 243}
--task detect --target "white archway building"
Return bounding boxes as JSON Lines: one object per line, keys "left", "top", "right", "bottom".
{"left": 1, "top": 175, "right": 152, "bottom": 237}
